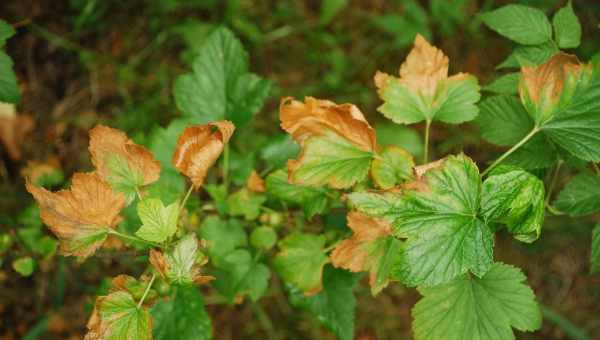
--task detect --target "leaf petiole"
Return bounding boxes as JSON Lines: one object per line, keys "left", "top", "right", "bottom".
{"left": 107, "top": 229, "right": 160, "bottom": 248}
{"left": 423, "top": 119, "right": 432, "bottom": 164}
{"left": 137, "top": 273, "right": 156, "bottom": 309}
{"left": 482, "top": 127, "right": 539, "bottom": 177}
{"left": 178, "top": 185, "right": 194, "bottom": 216}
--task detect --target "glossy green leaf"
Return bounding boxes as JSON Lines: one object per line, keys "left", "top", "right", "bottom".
{"left": 135, "top": 198, "right": 179, "bottom": 243}
{"left": 552, "top": 1, "right": 581, "bottom": 49}
{"left": 497, "top": 41, "right": 558, "bottom": 69}
{"left": 289, "top": 131, "right": 373, "bottom": 189}
{"left": 173, "top": 27, "right": 271, "bottom": 127}
{"left": 412, "top": 262, "right": 541, "bottom": 340}
{"left": 371, "top": 146, "right": 414, "bottom": 190}
{"left": 481, "top": 166, "right": 545, "bottom": 243}
{"left": 95, "top": 291, "right": 152, "bottom": 340}
{"left": 483, "top": 73, "right": 519, "bottom": 95}
{"left": 0, "top": 51, "right": 20, "bottom": 104}
{"left": 480, "top": 5, "right": 551, "bottom": 45}
{"left": 274, "top": 232, "right": 329, "bottom": 294}
{"left": 152, "top": 284, "right": 212, "bottom": 340}
{"left": 592, "top": 224, "right": 600, "bottom": 274}
{"left": 265, "top": 169, "right": 331, "bottom": 219}
{"left": 349, "top": 155, "right": 494, "bottom": 287}
{"left": 503, "top": 134, "right": 558, "bottom": 170}
{"left": 213, "top": 249, "right": 270, "bottom": 302}
{"left": 199, "top": 216, "right": 247, "bottom": 266}
{"left": 250, "top": 226, "right": 277, "bottom": 250}
{"left": 288, "top": 266, "right": 358, "bottom": 340}
{"left": 227, "top": 188, "right": 266, "bottom": 220}
{"left": 554, "top": 173, "right": 600, "bottom": 217}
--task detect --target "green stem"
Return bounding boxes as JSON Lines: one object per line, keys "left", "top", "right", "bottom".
{"left": 135, "top": 187, "right": 143, "bottom": 201}
{"left": 223, "top": 144, "right": 230, "bottom": 192}
{"left": 540, "top": 304, "right": 590, "bottom": 340}
{"left": 137, "top": 274, "right": 156, "bottom": 309}
{"left": 482, "top": 127, "right": 539, "bottom": 177}
{"left": 178, "top": 185, "right": 194, "bottom": 216}
{"left": 250, "top": 302, "right": 278, "bottom": 340}
{"left": 592, "top": 162, "right": 600, "bottom": 176}
{"left": 423, "top": 119, "right": 432, "bottom": 164}
{"left": 108, "top": 229, "right": 159, "bottom": 247}
{"left": 545, "top": 160, "right": 563, "bottom": 206}
{"left": 323, "top": 241, "right": 341, "bottom": 253}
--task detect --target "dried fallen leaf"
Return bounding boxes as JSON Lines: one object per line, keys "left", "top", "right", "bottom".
{"left": 246, "top": 170, "right": 266, "bottom": 192}
{"left": 331, "top": 211, "right": 399, "bottom": 295}
{"left": 26, "top": 172, "right": 126, "bottom": 258}
{"left": 0, "top": 102, "right": 34, "bottom": 160}
{"left": 520, "top": 52, "right": 592, "bottom": 124}
{"left": 89, "top": 125, "right": 161, "bottom": 201}
{"left": 171, "top": 120, "right": 235, "bottom": 189}
{"left": 280, "top": 97, "right": 377, "bottom": 188}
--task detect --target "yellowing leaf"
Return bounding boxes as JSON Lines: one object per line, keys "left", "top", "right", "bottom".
{"left": 26, "top": 172, "right": 126, "bottom": 258}
{"left": 371, "top": 146, "right": 414, "bottom": 190}
{"left": 89, "top": 125, "right": 161, "bottom": 201}
{"left": 520, "top": 53, "right": 592, "bottom": 124}
{"left": 171, "top": 120, "right": 235, "bottom": 189}
{"left": 0, "top": 103, "right": 34, "bottom": 160}
{"left": 331, "top": 212, "right": 401, "bottom": 295}
{"left": 375, "top": 34, "right": 480, "bottom": 125}
{"left": 246, "top": 170, "right": 266, "bottom": 192}
{"left": 280, "top": 97, "right": 376, "bottom": 189}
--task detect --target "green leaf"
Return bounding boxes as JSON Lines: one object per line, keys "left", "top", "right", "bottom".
{"left": 259, "top": 134, "right": 300, "bottom": 170}
{"left": 290, "top": 131, "right": 374, "bottom": 189}
{"left": 135, "top": 198, "right": 179, "bottom": 243}
{"left": 592, "top": 224, "right": 600, "bottom": 273}
{"left": 165, "top": 233, "right": 201, "bottom": 285}
{"left": 0, "top": 20, "right": 15, "bottom": 47}
{"left": 288, "top": 266, "right": 358, "bottom": 340}
{"left": 377, "top": 73, "right": 480, "bottom": 125}
{"left": 375, "top": 123, "right": 424, "bottom": 159}
{"left": 554, "top": 173, "right": 600, "bottom": 217}
{"left": 497, "top": 42, "right": 558, "bottom": 69}
{"left": 371, "top": 146, "right": 414, "bottom": 190}
{"left": 319, "top": 0, "right": 347, "bottom": 25}
{"left": 104, "top": 153, "right": 145, "bottom": 203}
{"left": 96, "top": 291, "right": 152, "bottom": 340}
{"left": 205, "top": 184, "right": 229, "bottom": 215}
{"left": 250, "top": 226, "right": 277, "bottom": 251}
{"left": 412, "top": 262, "right": 541, "bottom": 340}
{"left": 481, "top": 166, "right": 545, "bottom": 243}
{"left": 504, "top": 134, "right": 558, "bottom": 170}
{"left": 483, "top": 73, "right": 519, "bottom": 95}
{"left": 0, "top": 51, "right": 20, "bottom": 103}
{"left": 274, "top": 232, "right": 329, "bottom": 294}
{"left": 480, "top": 5, "right": 552, "bottom": 45}
{"left": 265, "top": 169, "right": 331, "bottom": 219}
{"left": 477, "top": 96, "right": 533, "bottom": 146}
{"left": 152, "top": 284, "right": 212, "bottom": 340}
{"left": 12, "top": 256, "right": 35, "bottom": 276}
{"left": 349, "top": 155, "right": 494, "bottom": 287}
{"left": 227, "top": 188, "right": 266, "bottom": 220}
{"left": 213, "top": 249, "right": 270, "bottom": 302}
{"left": 173, "top": 27, "right": 271, "bottom": 127}
{"left": 552, "top": 1, "right": 581, "bottom": 49}
{"left": 199, "top": 216, "right": 247, "bottom": 266}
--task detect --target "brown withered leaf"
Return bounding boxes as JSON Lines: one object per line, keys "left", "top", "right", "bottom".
{"left": 331, "top": 211, "right": 398, "bottom": 295}
{"left": 20, "top": 157, "right": 62, "bottom": 185}
{"left": 171, "top": 120, "right": 235, "bottom": 189}
{"left": 280, "top": 97, "right": 376, "bottom": 152}
{"left": 246, "top": 170, "right": 266, "bottom": 192}
{"left": 0, "top": 102, "right": 34, "bottom": 160}
{"left": 89, "top": 125, "right": 161, "bottom": 194}
{"left": 26, "top": 172, "right": 126, "bottom": 258}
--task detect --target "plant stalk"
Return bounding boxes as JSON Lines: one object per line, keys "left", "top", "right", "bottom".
{"left": 108, "top": 229, "right": 159, "bottom": 248}
{"left": 137, "top": 274, "right": 156, "bottom": 309}
{"left": 482, "top": 127, "right": 539, "bottom": 177}
{"left": 423, "top": 119, "right": 432, "bottom": 164}
{"left": 178, "top": 185, "right": 194, "bottom": 216}
{"left": 545, "top": 160, "right": 563, "bottom": 206}
{"left": 223, "top": 144, "right": 230, "bottom": 191}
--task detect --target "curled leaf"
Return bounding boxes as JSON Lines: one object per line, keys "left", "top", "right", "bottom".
{"left": 375, "top": 34, "right": 480, "bottom": 124}
{"left": 171, "top": 120, "right": 235, "bottom": 189}
{"left": 26, "top": 172, "right": 126, "bottom": 258}
{"left": 520, "top": 53, "right": 592, "bottom": 124}
{"left": 331, "top": 212, "right": 401, "bottom": 295}
{"left": 149, "top": 234, "right": 214, "bottom": 285}
{"left": 280, "top": 97, "right": 376, "bottom": 189}
{"left": 246, "top": 170, "right": 266, "bottom": 192}
{"left": 371, "top": 146, "right": 414, "bottom": 190}
{"left": 89, "top": 125, "right": 161, "bottom": 201}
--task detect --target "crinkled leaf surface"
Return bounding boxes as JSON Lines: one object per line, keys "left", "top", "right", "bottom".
{"left": 481, "top": 166, "right": 545, "bottom": 242}
{"left": 174, "top": 27, "right": 270, "bottom": 127}
{"left": 266, "top": 169, "right": 331, "bottom": 219}
{"left": 552, "top": 1, "right": 581, "bottom": 49}
{"left": 135, "top": 198, "right": 179, "bottom": 243}
{"left": 371, "top": 146, "right": 414, "bottom": 190}
{"left": 274, "top": 232, "right": 329, "bottom": 295}
{"left": 213, "top": 249, "right": 270, "bottom": 303}
{"left": 165, "top": 233, "right": 203, "bottom": 285}
{"left": 288, "top": 266, "right": 358, "bottom": 340}
{"left": 480, "top": 5, "right": 551, "bottom": 45}
{"left": 477, "top": 96, "right": 534, "bottom": 147}
{"left": 483, "top": 73, "right": 519, "bottom": 95}
{"left": 349, "top": 155, "right": 494, "bottom": 287}
{"left": 152, "top": 284, "right": 212, "bottom": 340}
{"left": 554, "top": 173, "right": 600, "bottom": 217}
{"left": 86, "top": 291, "right": 152, "bottom": 340}
{"left": 412, "top": 262, "right": 541, "bottom": 340}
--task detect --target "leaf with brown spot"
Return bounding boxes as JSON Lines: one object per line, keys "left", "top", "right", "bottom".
{"left": 246, "top": 170, "right": 265, "bottom": 192}
{"left": 171, "top": 120, "right": 235, "bottom": 189}
{"left": 26, "top": 172, "right": 126, "bottom": 258}
{"left": 331, "top": 212, "right": 402, "bottom": 295}
{"left": 89, "top": 125, "right": 161, "bottom": 202}
{"left": 280, "top": 97, "right": 377, "bottom": 189}
{"left": 375, "top": 34, "right": 480, "bottom": 125}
